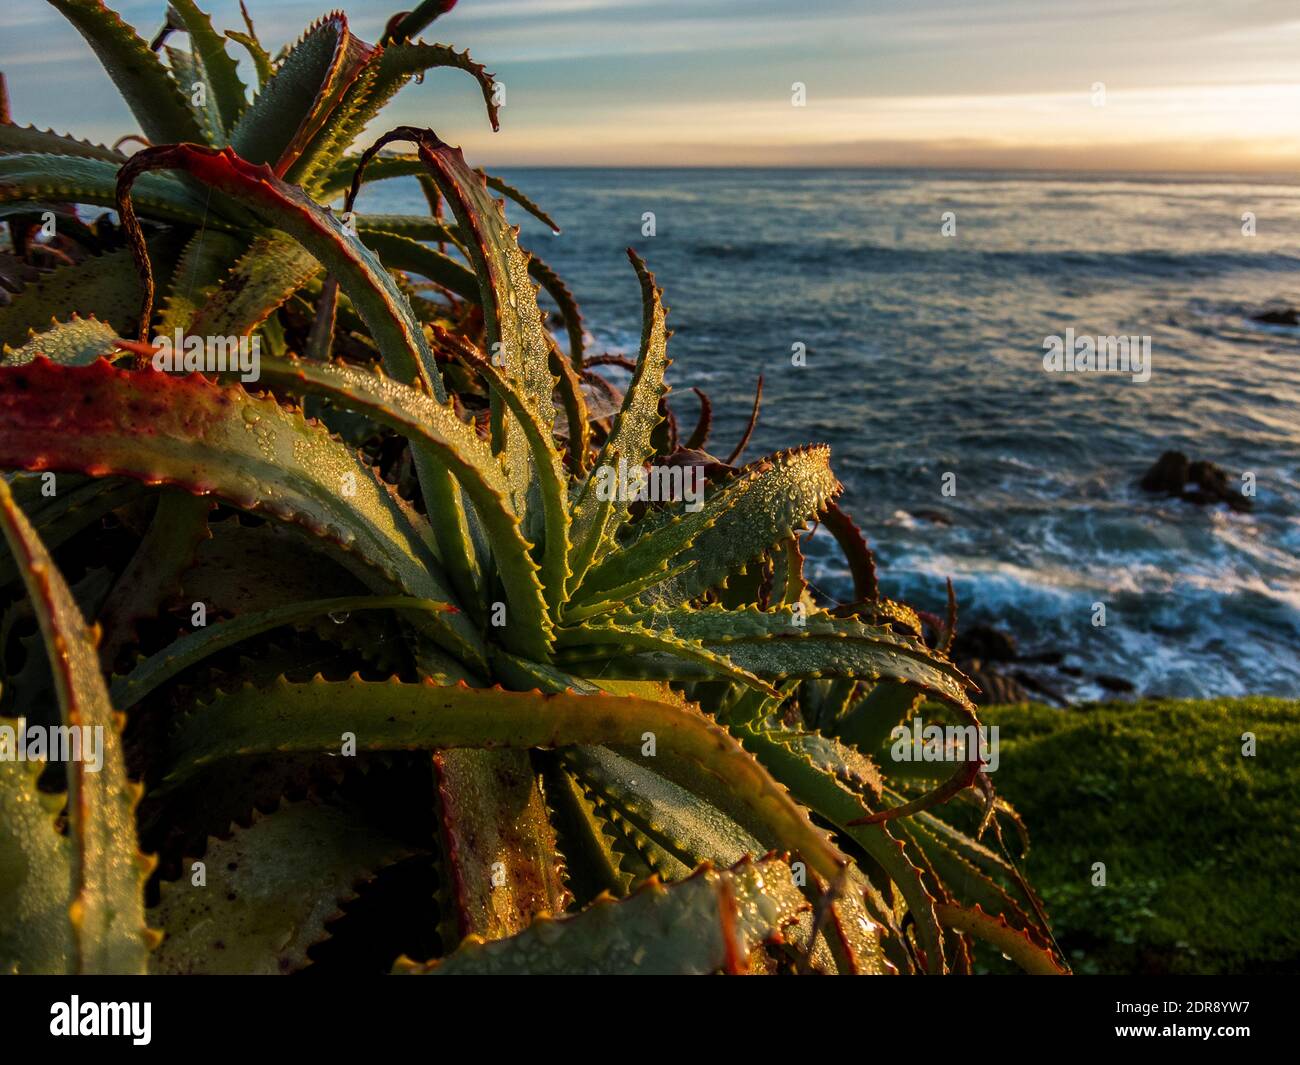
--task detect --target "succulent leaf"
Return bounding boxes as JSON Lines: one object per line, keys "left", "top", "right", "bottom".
{"left": 0, "top": 359, "right": 480, "bottom": 664}
{"left": 116, "top": 142, "right": 481, "bottom": 604}
{"left": 434, "top": 749, "right": 570, "bottom": 943}
{"left": 0, "top": 761, "right": 75, "bottom": 973}
{"left": 162, "top": 677, "right": 852, "bottom": 886}
{"left": 189, "top": 233, "right": 322, "bottom": 337}
{"left": 399, "top": 856, "right": 808, "bottom": 975}
{"left": 167, "top": 0, "right": 249, "bottom": 135}
{"left": 249, "top": 353, "right": 552, "bottom": 658}
{"left": 229, "top": 12, "right": 373, "bottom": 177}
{"left": 2, "top": 315, "right": 121, "bottom": 366}
{"left": 49, "top": 0, "right": 206, "bottom": 145}
{"left": 568, "top": 252, "right": 669, "bottom": 589}
{"left": 0, "top": 154, "right": 220, "bottom": 228}
{"left": 0, "top": 478, "right": 150, "bottom": 973}
{"left": 150, "top": 801, "right": 408, "bottom": 974}
{"left": 0, "top": 124, "right": 124, "bottom": 162}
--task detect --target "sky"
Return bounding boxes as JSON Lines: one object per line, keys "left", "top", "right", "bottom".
{"left": 2, "top": 0, "right": 1299, "bottom": 170}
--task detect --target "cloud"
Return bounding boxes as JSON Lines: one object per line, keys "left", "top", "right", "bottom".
{"left": 4, "top": 1, "right": 1297, "bottom": 170}
{"left": 409, "top": 83, "right": 1300, "bottom": 170}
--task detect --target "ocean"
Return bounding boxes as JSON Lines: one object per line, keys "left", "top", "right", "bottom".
{"left": 357, "top": 169, "right": 1300, "bottom": 701}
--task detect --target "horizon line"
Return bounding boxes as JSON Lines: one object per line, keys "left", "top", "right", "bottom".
{"left": 436, "top": 163, "right": 1300, "bottom": 178}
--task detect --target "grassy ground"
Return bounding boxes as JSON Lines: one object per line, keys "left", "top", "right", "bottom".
{"left": 980, "top": 697, "right": 1299, "bottom": 975}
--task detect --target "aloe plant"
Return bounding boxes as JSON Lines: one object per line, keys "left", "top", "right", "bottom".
{"left": 0, "top": 1, "right": 1064, "bottom": 975}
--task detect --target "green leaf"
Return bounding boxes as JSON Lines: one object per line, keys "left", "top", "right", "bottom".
{"left": 162, "top": 677, "right": 851, "bottom": 887}
{"left": 311, "top": 45, "right": 500, "bottom": 190}
{"left": 642, "top": 446, "right": 840, "bottom": 607}
{"left": 158, "top": 229, "right": 246, "bottom": 334}
{"left": 564, "top": 746, "right": 764, "bottom": 870}
{"left": 834, "top": 680, "right": 923, "bottom": 753}
{"left": 0, "top": 154, "right": 220, "bottom": 227}
{"left": 358, "top": 229, "right": 477, "bottom": 301}
{"left": 900, "top": 815, "right": 1034, "bottom": 930}
{"left": 482, "top": 172, "right": 559, "bottom": 233}
{"left": 556, "top": 618, "right": 777, "bottom": 695}
{"left": 735, "top": 721, "right": 947, "bottom": 973}
{"left": 0, "top": 477, "right": 150, "bottom": 973}
{"left": 454, "top": 344, "right": 570, "bottom": 617}
{"left": 251, "top": 353, "right": 552, "bottom": 659}
{"left": 934, "top": 903, "right": 1065, "bottom": 975}
{"left": 0, "top": 124, "right": 123, "bottom": 162}
{"left": 189, "top": 233, "right": 321, "bottom": 337}
{"left": 755, "top": 728, "right": 883, "bottom": 800}
{"left": 364, "top": 130, "right": 556, "bottom": 542}
{"left": 622, "top": 603, "right": 912, "bottom": 644}
{"left": 529, "top": 252, "right": 584, "bottom": 364}
{"left": 322, "top": 153, "right": 426, "bottom": 199}
{"left": 111, "top": 594, "right": 453, "bottom": 711}
{"left": 434, "top": 749, "right": 571, "bottom": 942}
{"left": 0, "top": 477, "right": 142, "bottom": 593}
{"left": 168, "top": 0, "right": 248, "bottom": 134}
{"left": 116, "top": 143, "right": 480, "bottom": 607}
{"left": 550, "top": 340, "right": 591, "bottom": 472}
{"left": 95, "top": 491, "right": 212, "bottom": 668}
{"left": 574, "top": 446, "right": 837, "bottom": 612}
{"left": 399, "top": 856, "right": 807, "bottom": 975}
{"left": 49, "top": 0, "right": 205, "bottom": 145}
{"left": 150, "top": 802, "right": 408, "bottom": 974}
{"left": 0, "top": 236, "right": 185, "bottom": 349}
{"left": 0, "top": 761, "right": 75, "bottom": 973}
{"left": 230, "top": 12, "right": 373, "bottom": 176}
{"left": 2, "top": 315, "right": 120, "bottom": 366}
{"left": 355, "top": 213, "right": 460, "bottom": 243}
{"left": 544, "top": 764, "right": 634, "bottom": 896}
{"left": 165, "top": 47, "right": 225, "bottom": 144}
{"left": 568, "top": 252, "right": 669, "bottom": 590}
{"left": 0, "top": 359, "right": 481, "bottom": 667}
{"left": 226, "top": 29, "right": 273, "bottom": 89}
{"left": 722, "top": 638, "right": 969, "bottom": 709}
{"left": 608, "top": 606, "right": 973, "bottom": 710}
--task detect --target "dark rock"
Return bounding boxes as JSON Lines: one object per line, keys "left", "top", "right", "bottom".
{"left": 1252, "top": 308, "right": 1299, "bottom": 326}
{"left": 1011, "top": 670, "right": 1068, "bottom": 705}
{"left": 1185, "top": 459, "right": 1249, "bottom": 511}
{"left": 952, "top": 622, "right": 1018, "bottom": 663}
{"left": 1095, "top": 674, "right": 1135, "bottom": 693}
{"left": 1021, "top": 650, "right": 1064, "bottom": 666}
{"left": 1140, "top": 451, "right": 1252, "bottom": 512}
{"left": 961, "top": 661, "right": 1030, "bottom": 706}
{"left": 911, "top": 508, "right": 953, "bottom": 526}
{"left": 1140, "top": 450, "right": 1189, "bottom": 495}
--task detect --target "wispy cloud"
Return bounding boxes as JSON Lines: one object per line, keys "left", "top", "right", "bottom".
{"left": 1, "top": 0, "right": 1296, "bottom": 169}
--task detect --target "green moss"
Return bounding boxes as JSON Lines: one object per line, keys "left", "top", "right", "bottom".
{"left": 981, "top": 698, "right": 1300, "bottom": 974}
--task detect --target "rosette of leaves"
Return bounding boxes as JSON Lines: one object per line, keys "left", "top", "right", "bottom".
{"left": 0, "top": 0, "right": 578, "bottom": 366}
{"left": 0, "top": 6, "right": 1064, "bottom": 976}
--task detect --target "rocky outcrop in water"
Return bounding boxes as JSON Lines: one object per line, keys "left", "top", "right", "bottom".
{"left": 1140, "top": 450, "right": 1252, "bottom": 512}
{"left": 1251, "top": 308, "right": 1299, "bottom": 326}
{"left": 944, "top": 621, "right": 1135, "bottom": 706}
